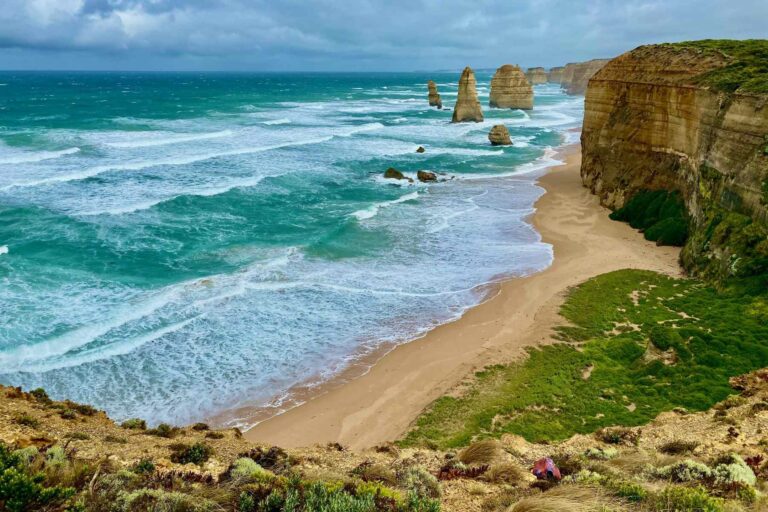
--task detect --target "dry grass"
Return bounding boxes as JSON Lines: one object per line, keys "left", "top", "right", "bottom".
{"left": 507, "top": 485, "right": 616, "bottom": 512}
{"left": 459, "top": 439, "right": 502, "bottom": 466}
{"left": 485, "top": 462, "right": 528, "bottom": 485}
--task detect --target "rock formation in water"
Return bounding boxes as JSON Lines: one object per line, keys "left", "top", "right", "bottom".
{"left": 489, "top": 64, "right": 533, "bottom": 110}
{"left": 384, "top": 167, "right": 411, "bottom": 182}
{"left": 525, "top": 67, "right": 548, "bottom": 85}
{"left": 561, "top": 59, "right": 610, "bottom": 95}
{"left": 547, "top": 66, "right": 565, "bottom": 83}
{"left": 416, "top": 146, "right": 425, "bottom": 153}
{"left": 417, "top": 170, "right": 437, "bottom": 182}
{"left": 427, "top": 80, "right": 442, "bottom": 109}
{"left": 451, "top": 67, "right": 484, "bottom": 123}
{"left": 488, "top": 125, "right": 512, "bottom": 146}
{"left": 580, "top": 42, "right": 768, "bottom": 280}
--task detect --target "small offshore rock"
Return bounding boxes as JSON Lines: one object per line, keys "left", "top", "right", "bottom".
{"left": 416, "top": 146, "right": 426, "bottom": 153}
{"left": 417, "top": 170, "right": 437, "bottom": 182}
{"left": 488, "top": 125, "right": 512, "bottom": 146}
{"left": 384, "top": 167, "right": 406, "bottom": 180}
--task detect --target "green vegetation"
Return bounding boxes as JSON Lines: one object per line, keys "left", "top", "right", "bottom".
{"left": 609, "top": 190, "right": 689, "bottom": 246}
{"left": 169, "top": 442, "right": 213, "bottom": 465}
{"left": 0, "top": 440, "right": 441, "bottom": 512}
{"left": 401, "top": 269, "right": 768, "bottom": 448}
{"left": 667, "top": 39, "right": 768, "bottom": 93}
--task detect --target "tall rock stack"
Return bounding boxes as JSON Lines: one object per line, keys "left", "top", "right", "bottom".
{"left": 451, "top": 67, "right": 484, "bottom": 123}
{"left": 547, "top": 66, "right": 565, "bottom": 83}
{"left": 560, "top": 62, "right": 578, "bottom": 91}
{"left": 525, "top": 67, "right": 548, "bottom": 84}
{"left": 563, "top": 59, "right": 610, "bottom": 95}
{"left": 489, "top": 64, "right": 533, "bottom": 110}
{"left": 427, "top": 80, "right": 443, "bottom": 109}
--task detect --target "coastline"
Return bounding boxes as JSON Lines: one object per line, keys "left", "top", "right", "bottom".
{"left": 243, "top": 143, "right": 683, "bottom": 449}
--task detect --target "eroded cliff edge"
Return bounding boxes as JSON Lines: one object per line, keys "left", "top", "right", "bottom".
{"left": 581, "top": 41, "right": 768, "bottom": 281}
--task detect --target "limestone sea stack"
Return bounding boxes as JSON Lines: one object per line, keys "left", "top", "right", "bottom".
{"left": 489, "top": 64, "right": 533, "bottom": 110}
{"left": 451, "top": 67, "right": 484, "bottom": 123}
{"left": 427, "top": 80, "right": 442, "bottom": 109}
{"left": 526, "top": 67, "right": 548, "bottom": 85}
{"left": 561, "top": 59, "right": 610, "bottom": 95}
{"left": 547, "top": 66, "right": 565, "bottom": 83}
{"left": 488, "top": 125, "right": 512, "bottom": 146}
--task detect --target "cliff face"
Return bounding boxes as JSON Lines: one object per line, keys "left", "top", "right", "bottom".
{"left": 489, "top": 64, "right": 533, "bottom": 109}
{"left": 562, "top": 59, "right": 610, "bottom": 95}
{"left": 452, "top": 66, "right": 484, "bottom": 123}
{"left": 547, "top": 66, "right": 564, "bottom": 83}
{"left": 427, "top": 80, "right": 442, "bottom": 109}
{"left": 525, "top": 66, "right": 547, "bottom": 85}
{"left": 581, "top": 43, "right": 768, "bottom": 280}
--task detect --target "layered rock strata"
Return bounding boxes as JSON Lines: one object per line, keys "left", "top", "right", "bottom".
{"left": 525, "top": 67, "right": 548, "bottom": 85}
{"left": 561, "top": 59, "right": 610, "bottom": 95}
{"left": 427, "top": 80, "right": 442, "bottom": 109}
{"left": 451, "top": 67, "right": 484, "bottom": 123}
{"left": 489, "top": 64, "right": 533, "bottom": 110}
{"left": 580, "top": 43, "right": 768, "bottom": 280}
{"left": 488, "top": 125, "right": 512, "bottom": 145}
{"left": 547, "top": 66, "right": 565, "bottom": 83}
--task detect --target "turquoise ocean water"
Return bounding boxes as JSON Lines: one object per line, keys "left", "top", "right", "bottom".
{"left": 0, "top": 71, "right": 583, "bottom": 428}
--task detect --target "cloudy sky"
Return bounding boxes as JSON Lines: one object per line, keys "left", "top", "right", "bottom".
{"left": 0, "top": 0, "right": 766, "bottom": 71}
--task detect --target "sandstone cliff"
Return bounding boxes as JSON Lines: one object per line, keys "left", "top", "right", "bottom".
{"left": 525, "top": 66, "right": 547, "bottom": 85}
{"left": 489, "top": 64, "right": 533, "bottom": 110}
{"left": 580, "top": 41, "right": 768, "bottom": 280}
{"left": 451, "top": 66, "right": 483, "bottom": 123}
{"left": 488, "top": 124, "right": 512, "bottom": 145}
{"left": 562, "top": 59, "right": 610, "bottom": 94}
{"left": 427, "top": 80, "right": 442, "bottom": 109}
{"left": 547, "top": 66, "right": 564, "bottom": 83}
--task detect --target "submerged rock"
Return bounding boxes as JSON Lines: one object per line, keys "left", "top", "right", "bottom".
{"left": 427, "top": 80, "right": 443, "bottom": 109}
{"left": 452, "top": 67, "right": 484, "bottom": 123}
{"left": 489, "top": 64, "right": 533, "bottom": 110}
{"left": 488, "top": 125, "right": 512, "bottom": 146}
{"left": 416, "top": 146, "right": 426, "bottom": 153}
{"left": 417, "top": 170, "right": 437, "bottom": 182}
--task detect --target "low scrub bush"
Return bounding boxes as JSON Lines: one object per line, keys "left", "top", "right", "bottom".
{"left": 168, "top": 442, "right": 212, "bottom": 465}
{"left": 610, "top": 189, "right": 689, "bottom": 246}
{"left": 399, "top": 467, "right": 441, "bottom": 498}
{"left": 13, "top": 414, "right": 39, "bottom": 429}
{"left": 659, "top": 440, "right": 699, "bottom": 455}
{"left": 458, "top": 440, "right": 501, "bottom": 465}
{"left": 145, "top": 423, "right": 179, "bottom": 438}
{"left": 651, "top": 485, "right": 724, "bottom": 511}
{"left": 120, "top": 418, "right": 146, "bottom": 430}
{"left": 0, "top": 443, "right": 74, "bottom": 512}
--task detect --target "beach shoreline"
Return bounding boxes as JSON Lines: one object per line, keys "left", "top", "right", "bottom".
{"left": 242, "top": 143, "right": 683, "bottom": 449}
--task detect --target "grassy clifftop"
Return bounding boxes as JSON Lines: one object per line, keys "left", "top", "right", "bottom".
{"left": 665, "top": 39, "right": 768, "bottom": 93}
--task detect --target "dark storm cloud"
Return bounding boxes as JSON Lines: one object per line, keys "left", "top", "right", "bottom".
{"left": 0, "top": 0, "right": 766, "bottom": 70}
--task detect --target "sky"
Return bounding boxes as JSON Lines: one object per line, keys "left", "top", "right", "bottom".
{"left": 0, "top": 0, "right": 766, "bottom": 72}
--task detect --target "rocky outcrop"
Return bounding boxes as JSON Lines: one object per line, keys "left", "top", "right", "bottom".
{"left": 489, "top": 64, "right": 533, "bottom": 110}
{"left": 427, "top": 80, "right": 442, "bottom": 109}
{"left": 384, "top": 167, "right": 410, "bottom": 182}
{"left": 580, "top": 43, "right": 768, "bottom": 280}
{"left": 488, "top": 125, "right": 512, "bottom": 146}
{"left": 525, "top": 67, "right": 548, "bottom": 85}
{"left": 417, "top": 170, "right": 437, "bottom": 182}
{"left": 452, "top": 67, "right": 484, "bottom": 123}
{"left": 547, "top": 66, "right": 565, "bottom": 83}
{"left": 561, "top": 59, "right": 610, "bottom": 95}
{"left": 416, "top": 146, "right": 425, "bottom": 153}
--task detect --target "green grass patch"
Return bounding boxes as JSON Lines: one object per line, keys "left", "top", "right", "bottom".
{"left": 610, "top": 190, "right": 688, "bottom": 246}
{"left": 666, "top": 39, "right": 768, "bottom": 94}
{"left": 400, "top": 269, "right": 768, "bottom": 449}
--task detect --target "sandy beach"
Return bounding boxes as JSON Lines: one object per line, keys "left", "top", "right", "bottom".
{"left": 245, "top": 144, "right": 683, "bottom": 449}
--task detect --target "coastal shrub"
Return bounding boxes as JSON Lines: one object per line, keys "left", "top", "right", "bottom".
{"left": 659, "top": 440, "right": 699, "bottom": 455}
{"left": 228, "top": 458, "right": 274, "bottom": 482}
{"left": 610, "top": 189, "right": 689, "bottom": 246}
{"left": 169, "top": 442, "right": 212, "bottom": 465}
{"left": 353, "top": 462, "right": 398, "bottom": 486}
{"left": 104, "top": 435, "right": 127, "bottom": 444}
{"left": 191, "top": 422, "right": 209, "bottom": 431}
{"left": 13, "top": 413, "right": 39, "bottom": 428}
{"left": 131, "top": 459, "right": 155, "bottom": 475}
{"left": 401, "top": 269, "right": 768, "bottom": 449}
{"left": 114, "top": 488, "right": 218, "bottom": 512}
{"left": 60, "top": 409, "right": 77, "bottom": 420}
{"left": 596, "top": 427, "right": 639, "bottom": 446}
{"left": 29, "top": 387, "right": 51, "bottom": 404}
{"left": 63, "top": 400, "right": 97, "bottom": 416}
{"left": 0, "top": 443, "right": 74, "bottom": 512}
{"left": 458, "top": 440, "right": 501, "bottom": 465}
{"left": 584, "top": 447, "right": 618, "bottom": 460}
{"left": 654, "top": 459, "right": 711, "bottom": 483}
{"left": 669, "top": 39, "right": 768, "bottom": 93}
{"left": 399, "top": 467, "right": 441, "bottom": 498}
{"left": 120, "top": 418, "right": 146, "bottom": 430}
{"left": 651, "top": 485, "right": 724, "bottom": 512}
{"left": 711, "top": 454, "right": 756, "bottom": 487}
{"left": 604, "top": 478, "right": 647, "bottom": 502}
{"left": 145, "top": 423, "right": 179, "bottom": 438}
{"left": 205, "top": 431, "right": 224, "bottom": 440}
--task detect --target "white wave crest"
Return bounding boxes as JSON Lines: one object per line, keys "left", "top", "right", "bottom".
{"left": 351, "top": 191, "right": 419, "bottom": 220}
{"left": 262, "top": 118, "right": 291, "bottom": 125}
{"left": 0, "top": 245, "right": 7, "bottom": 256}
{"left": 105, "top": 130, "right": 233, "bottom": 148}
{"left": 0, "top": 147, "right": 80, "bottom": 165}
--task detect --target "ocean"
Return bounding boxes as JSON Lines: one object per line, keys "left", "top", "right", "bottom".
{"left": 0, "top": 71, "right": 583, "bottom": 428}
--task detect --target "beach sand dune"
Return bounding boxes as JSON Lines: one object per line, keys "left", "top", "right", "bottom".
{"left": 245, "top": 145, "right": 681, "bottom": 449}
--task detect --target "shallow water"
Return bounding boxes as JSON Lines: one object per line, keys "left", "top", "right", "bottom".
{"left": 0, "top": 71, "right": 583, "bottom": 427}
